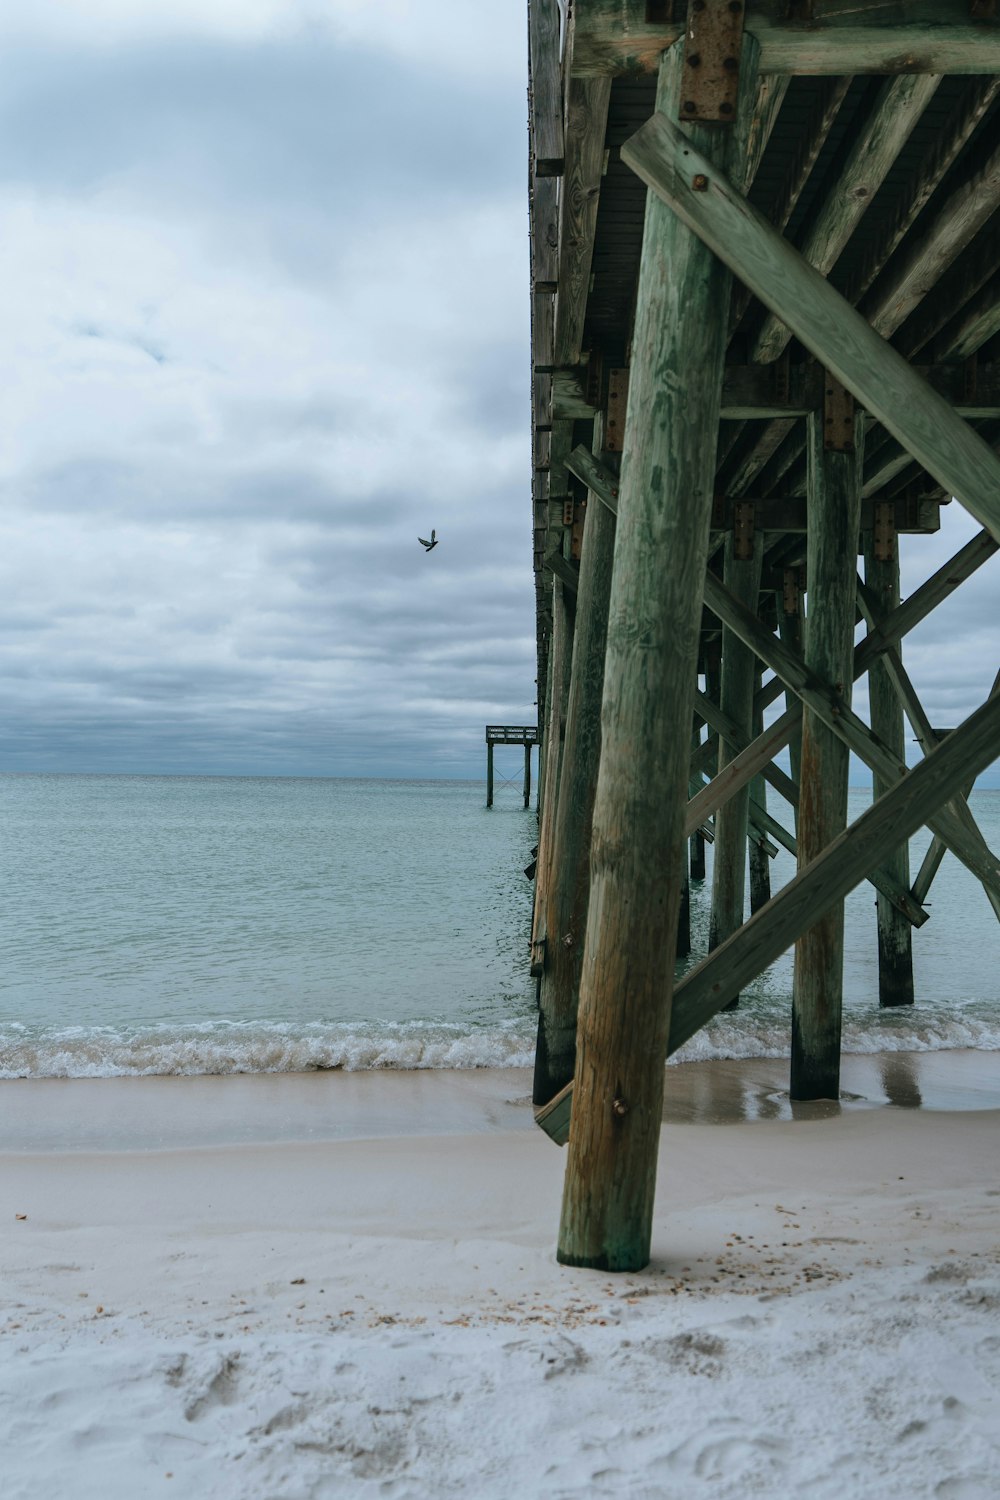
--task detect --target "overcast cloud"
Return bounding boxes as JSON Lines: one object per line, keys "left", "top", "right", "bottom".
{"left": 0, "top": 2, "right": 996, "bottom": 782}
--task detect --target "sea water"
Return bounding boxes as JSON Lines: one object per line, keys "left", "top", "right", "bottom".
{"left": 0, "top": 773, "right": 997, "bottom": 1077}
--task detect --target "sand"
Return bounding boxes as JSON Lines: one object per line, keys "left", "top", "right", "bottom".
{"left": 2, "top": 1055, "right": 999, "bottom": 1498}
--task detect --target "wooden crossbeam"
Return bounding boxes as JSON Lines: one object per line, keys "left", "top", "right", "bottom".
{"left": 752, "top": 73, "right": 942, "bottom": 366}
{"left": 570, "top": 5, "right": 1000, "bottom": 77}
{"left": 536, "top": 686, "right": 1000, "bottom": 1144}
{"left": 703, "top": 571, "right": 1000, "bottom": 906}
{"left": 620, "top": 110, "right": 1000, "bottom": 543}
{"left": 864, "top": 132, "right": 1000, "bottom": 340}
{"left": 718, "top": 363, "right": 1000, "bottom": 422}
{"left": 552, "top": 77, "right": 611, "bottom": 368}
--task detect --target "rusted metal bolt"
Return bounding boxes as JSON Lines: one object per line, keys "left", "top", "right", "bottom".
{"left": 723, "top": 55, "right": 738, "bottom": 70}
{"left": 562, "top": 932, "right": 574, "bottom": 949}
{"left": 688, "top": 52, "right": 701, "bottom": 67}
{"left": 683, "top": 101, "right": 698, "bottom": 114}
{"left": 612, "top": 1097, "right": 629, "bottom": 1118}
{"left": 692, "top": 174, "right": 709, "bottom": 192}
{"left": 719, "top": 101, "right": 734, "bottom": 115}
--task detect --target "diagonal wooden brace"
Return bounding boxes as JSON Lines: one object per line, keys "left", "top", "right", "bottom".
{"left": 535, "top": 688, "right": 1000, "bottom": 1146}
{"left": 693, "top": 687, "right": 928, "bottom": 928}
{"left": 620, "top": 110, "right": 1000, "bottom": 543}
{"left": 702, "top": 571, "right": 1000, "bottom": 908}
{"left": 689, "top": 527, "right": 998, "bottom": 840}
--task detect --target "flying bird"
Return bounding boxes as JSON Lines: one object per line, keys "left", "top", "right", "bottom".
{"left": 418, "top": 530, "right": 439, "bottom": 552}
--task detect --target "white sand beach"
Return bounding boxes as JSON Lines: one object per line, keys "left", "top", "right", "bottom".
{"left": 2, "top": 1057, "right": 999, "bottom": 1499}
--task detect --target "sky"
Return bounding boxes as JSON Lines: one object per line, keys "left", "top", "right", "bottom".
{"left": 0, "top": 1, "right": 996, "bottom": 784}
{"left": 0, "top": 0, "right": 534, "bottom": 779}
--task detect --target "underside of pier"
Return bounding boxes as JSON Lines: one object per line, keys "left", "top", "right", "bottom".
{"left": 527, "top": 0, "right": 1000, "bottom": 1270}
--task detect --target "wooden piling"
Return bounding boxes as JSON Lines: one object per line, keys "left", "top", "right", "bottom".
{"left": 709, "top": 533, "right": 763, "bottom": 1006}
{"left": 524, "top": 744, "right": 533, "bottom": 809}
{"left": 557, "top": 36, "right": 760, "bottom": 1272}
{"left": 748, "top": 669, "right": 772, "bottom": 915}
{"left": 534, "top": 442, "right": 616, "bottom": 1104}
{"left": 863, "top": 536, "right": 915, "bottom": 1006}
{"left": 790, "top": 394, "right": 865, "bottom": 1101}
{"left": 486, "top": 741, "right": 494, "bottom": 809}
{"left": 531, "top": 579, "right": 574, "bottom": 974}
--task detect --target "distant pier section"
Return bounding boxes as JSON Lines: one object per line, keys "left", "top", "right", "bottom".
{"left": 485, "top": 725, "right": 539, "bottom": 808}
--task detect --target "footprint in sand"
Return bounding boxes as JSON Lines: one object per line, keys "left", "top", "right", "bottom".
{"left": 662, "top": 1428, "right": 788, "bottom": 1481}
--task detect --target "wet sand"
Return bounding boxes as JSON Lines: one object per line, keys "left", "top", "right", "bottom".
{"left": 0, "top": 1048, "right": 998, "bottom": 1152}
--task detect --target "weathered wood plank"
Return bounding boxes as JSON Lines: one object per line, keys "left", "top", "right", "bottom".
{"left": 862, "top": 541, "right": 916, "bottom": 1006}
{"left": 753, "top": 73, "right": 941, "bottom": 365}
{"left": 621, "top": 110, "right": 1000, "bottom": 543}
{"left": 529, "top": 0, "right": 564, "bottom": 177}
{"left": 864, "top": 133, "right": 1000, "bottom": 340}
{"left": 708, "top": 536, "right": 763, "bottom": 1006}
{"left": 535, "top": 427, "right": 617, "bottom": 1105}
{"left": 790, "top": 400, "right": 864, "bottom": 1101}
{"left": 537, "top": 688, "right": 1000, "bottom": 1144}
{"left": 553, "top": 77, "right": 612, "bottom": 369}
{"left": 556, "top": 36, "right": 760, "bottom": 1273}
{"left": 531, "top": 579, "right": 574, "bottom": 973}
{"left": 530, "top": 175, "right": 560, "bottom": 290}
{"left": 569, "top": 4, "right": 1000, "bottom": 76}
{"left": 847, "top": 76, "right": 1000, "bottom": 306}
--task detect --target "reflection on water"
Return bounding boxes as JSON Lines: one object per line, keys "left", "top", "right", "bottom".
{"left": 662, "top": 1050, "right": 999, "bottom": 1123}
{"left": 880, "top": 1053, "right": 923, "bottom": 1109}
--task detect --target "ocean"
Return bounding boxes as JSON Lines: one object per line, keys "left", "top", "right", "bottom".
{"left": 0, "top": 772, "right": 997, "bottom": 1078}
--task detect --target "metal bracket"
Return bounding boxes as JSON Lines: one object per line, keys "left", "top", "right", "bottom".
{"left": 605, "top": 367, "right": 629, "bottom": 453}
{"left": 873, "top": 499, "right": 896, "bottom": 563}
{"left": 562, "top": 498, "right": 575, "bottom": 527}
{"left": 823, "top": 374, "right": 855, "bottom": 453}
{"left": 680, "top": 0, "right": 746, "bottom": 124}
{"left": 570, "top": 497, "right": 587, "bottom": 561}
{"left": 782, "top": 568, "right": 800, "bottom": 618}
{"left": 733, "top": 501, "right": 756, "bottom": 560}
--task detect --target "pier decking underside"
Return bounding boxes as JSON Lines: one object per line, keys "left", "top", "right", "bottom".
{"left": 527, "top": 1, "right": 1000, "bottom": 1270}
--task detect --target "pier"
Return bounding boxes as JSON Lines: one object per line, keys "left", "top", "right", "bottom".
{"left": 485, "top": 724, "right": 538, "bottom": 808}
{"left": 526, "top": 0, "right": 1000, "bottom": 1270}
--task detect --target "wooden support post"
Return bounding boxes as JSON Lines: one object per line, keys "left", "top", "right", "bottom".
{"left": 790, "top": 394, "right": 865, "bottom": 1102}
{"left": 863, "top": 536, "right": 915, "bottom": 1006}
{"left": 531, "top": 579, "right": 573, "bottom": 976}
{"left": 538, "top": 689, "right": 1000, "bottom": 1148}
{"left": 557, "top": 32, "right": 759, "bottom": 1273}
{"left": 709, "top": 534, "right": 763, "bottom": 1005}
{"left": 486, "top": 740, "right": 494, "bottom": 809}
{"left": 776, "top": 581, "right": 804, "bottom": 820}
{"left": 690, "top": 720, "right": 707, "bottom": 880}
{"left": 677, "top": 855, "right": 692, "bottom": 960}
{"left": 748, "top": 668, "right": 771, "bottom": 915}
{"left": 669, "top": 691, "right": 1000, "bottom": 1058}
{"left": 524, "top": 743, "right": 533, "bottom": 809}
{"left": 534, "top": 434, "right": 617, "bottom": 1105}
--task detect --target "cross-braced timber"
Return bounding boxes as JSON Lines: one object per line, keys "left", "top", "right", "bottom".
{"left": 526, "top": 0, "right": 1000, "bottom": 1272}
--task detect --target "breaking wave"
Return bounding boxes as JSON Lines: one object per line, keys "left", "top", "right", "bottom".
{"left": 2, "top": 1004, "right": 999, "bottom": 1079}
